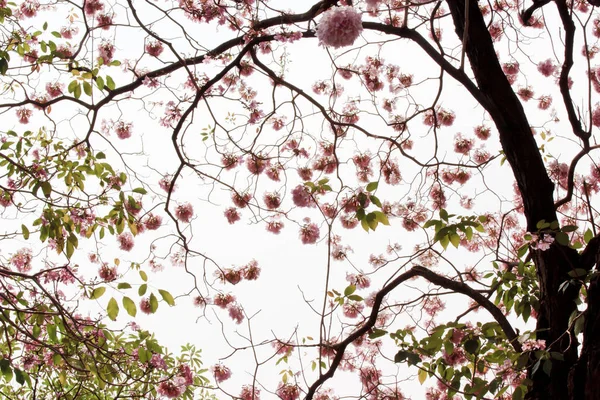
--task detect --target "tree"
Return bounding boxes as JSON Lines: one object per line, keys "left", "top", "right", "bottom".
{"left": 0, "top": 0, "right": 598, "bottom": 399}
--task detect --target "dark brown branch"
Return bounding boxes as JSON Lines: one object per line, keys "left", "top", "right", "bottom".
{"left": 305, "top": 266, "right": 520, "bottom": 399}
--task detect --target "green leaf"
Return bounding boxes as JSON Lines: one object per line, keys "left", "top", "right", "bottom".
{"left": 439, "top": 235, "right": 450, "bottom": 250}
{"left": 373, "top": 211, "right": 390, "bottom": 226}
{"left": 122, "top": 296, "right": 137, "bottom": 317}
{"left": 0, "top": 58, "right": 8, "bottom": 75}
{"left": 138, "top": 283, "right": 147, "bottom": 296}
{"left": 139, "top": 270, "right": 148, "bottom": 282}
{"left": 513, "top": 386, "right": 524, "bottom": 400}
{"left": 106, "top": 75, "right": 116, "bottom": 90}
{"left": 149, "top": 293, "right": 159, "bottom": 313}
{"left": 67, "top": 80, "right": 78, "bottom": 93}
{"left": 107, "top": 297, "right": 119, "bottom": 321}
{"left": 47, "top": 324, "right": 57, "bottom": 342}
{"left": 344, "top": 285, "right": 356, "bottom": 296}
{"left": 41, "top": 181, "right": 52, "bottom": 198}
{"left": 14, "top": 368, "right": 25, "bottom": 385}
{"left": 83, "top": 81, "right": 92, "bottom": 96}
{"left": 133, "top": 187, "right": 147, "bottom": 194}
{"left": 51, "top": 31, "right": 61, "bottom": 38}
{"left": 66, "top": 240, "right": 74, "bottom": 259}
{"left": 584, "top": 229, "right": 594, "bottom": 244}
{"left": 464, "top": 339, "right": 479, "bottom": 354}
{"left": 90, "top": 287, "right": 106, "bottom": 299}
{"left": 21, "top": 224, "right": 29, "bottom": 240}
{"left": 158, "top": 289, "right": 175, "bottom": 306}
{"left": 366, "top": 181, "right": 378, "bottom": 192}
{"left": 561, "top": 225, "right": 578, "bottom": 232}
{"left": 117, "top": 282, "right": 132, "bottom": 289}
{"left": 449, "top": 232, "right": 460, "bottom": 248}
{"left": 74, "top": 83, "right": 82, "bottom": 99}
{"left": 368, "top": 328, "right": 387, "bottom": 339}
{"left": 555, "top": 232, "right": 569, "bottom": 246}
{"left": 439, "top": 209, "right": 448, "bottom": 221}
{"left": 418, "top": 368, "right": 427, "bottom": 384}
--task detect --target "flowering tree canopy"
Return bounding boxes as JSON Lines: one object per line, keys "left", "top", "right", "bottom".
{"left": 1, "top": 0, "right": 600, "bottom": 399}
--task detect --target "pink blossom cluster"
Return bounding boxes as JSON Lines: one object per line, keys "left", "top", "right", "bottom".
{"left": 316, "top": 6, "right": 363, "bottom": 49}
{"left": 10, "top": 248, "right": 33, "bottom": 273}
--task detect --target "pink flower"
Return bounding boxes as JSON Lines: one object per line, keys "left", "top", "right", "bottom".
{"left": 224, "top": 207, "right": 241, "bottom": 224}
{"left": 276, "top": 383, "right": 300, "bottom": 400}
{"left": 246, "top": 155, "right": 268, "bottom": 175}
{"left": 98, "top": 41, "right": 115, "bottom": 63}
{"left": 474, "top": 125, "right": 491, "bottom": 140}
{"left": 228, "top": 304, "right": 244, "bottom": 324}
{"left": 343, "top": 301, "right": 364, "bottom": 318}
{"left": 213, "top": 293, "right": 235, "bottom": 308}
{"left": 115, "top": 121, "right": 132, "bottom": 139}
{"left": 300, "top": 222, "right": 320, "bottom": 244}
{"left": 159, "top": 175, "right": 175, "bottom": 192}
{"left": 20, "top": 1, "right": 40, "bottom": 18}
{"left": 317, "top": 6, "right": 363, "bottom": 49}
{"left": 242, "top": 260, "right": 261, "bottom": 280}
{"left": 423, "top": 296, "right": 445, "bottom": 317}
{"left": 266, "top": 220, "right": 284, "bottom": 234}
{"left": 538, "top": 95, "right": 552, "bottom": 110}
{"left": 0, "top": 190, "right": 12, "bottom": 207}
{"left": 454, "top": 134, "right": 474, "bottom": 155}
{"left": 98, "top": 263, "right": 117, "bottom": 282}
{"left": 10, "top": 248, "right": 33, "bottom": 273}
{"left": 96, "top": 12, "right": 113, "bottom": 29}
{"left": 232, "top": 192, "right": 252, "bottom": 208}
{"left": 16, "top": 108, "right": 32, "bottom": 124}
{"left": 84, "top": 0, "right": 104, "bottom": 15}
{"left": 140, "top": 297, "right": 153, "bottom": 314}
{"left": 175, "top": 203, "right": 193, "bottom": 223}
{"left": 46, "top": 82, "right": 64, "bottom": 98}
{"left": 117, "top": 232, "right": 134, "bottom": 251}
{"left": 157, "top": 377, "right": 186, "bottom": 398}
{"left": 219, "top": 268, "right": 242, "bottom": 285}
{"left": 60, "top": 26, "right": 78, "bottom": 39}
{"left": 221, "top": 153, "right": 241, "bottom": 169}
{"left": 144, "top": 213, "right": 162, "bottom": 230}
{"left": 263, "top": 192, "right": 281, "bottom": 209}
{"left": 240, "top": 385, "right": 261, "bottom": 400}
{"left": 212, "top": 364, "right": 232, "bottom": 382}
{"left": 145, "top": 40, "right": 164, "bottom": 57}
{"left": 594, "top": 107, "right": 600, "bottom": 128}
{"left": 537, "top": 59, "right": 557, "bottom": 77}
{"left": 291, "top": 185, "right": 314, "bottom": 207}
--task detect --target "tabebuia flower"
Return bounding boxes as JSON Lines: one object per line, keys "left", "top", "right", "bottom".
{"left": 175, "top": 202, "right": 193, "bottom": 223}
{"left": 145, "top": 40, "right": 164, "bottom": 57}
{"left": 10, "top": 248, "right": 33, "bottom": 273}
{"left": 157, "top": 377, "right": 186, "bottom": 398}
{"left": 316, "top": 6, "right": 363, "bottom": 49}
{"left": 211, "top": 364, "right": 232, "bottom": 383}
{"left": 114, "top": 120, "right": 133, "bottom": 139}
{"left": 228, "top": 304, "right": 244, "bottom": 324}
{"left": 240, "top": 385, "right": 261, "bottom": 400}
{"left": 224, "top": 207, "right": 241, "bottom": 224}
{"left": 117, "top": 232, "right": 134, "bottom": 251}
{"left": 139, "top": 297, "right": 153, "bottom": 314}
{"left": 291, "top": 185, "right": 314, "bottom": 207}
{"left": 300, "top": 221, "right": 320, "bottom": 244}
{"left": 144, "top": 213, "right": 162, "bottom": 230}
{"left": 98, "top": 263, "right": 117, "bottom": 282}
{"left": 276, "top": 383, "right": 300, "bottom": 400}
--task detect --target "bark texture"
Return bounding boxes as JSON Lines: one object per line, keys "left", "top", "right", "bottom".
{"left": 443, "top": 0, "right": 598, "bottom": 398}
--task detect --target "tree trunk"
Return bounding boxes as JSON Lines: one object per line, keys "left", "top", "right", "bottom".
{"left": 444, "top": 0, "right": 594, "bottom": 397}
